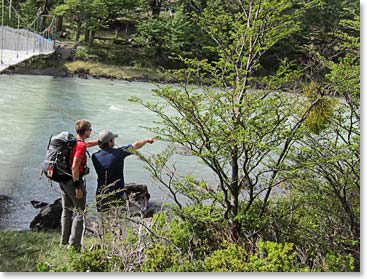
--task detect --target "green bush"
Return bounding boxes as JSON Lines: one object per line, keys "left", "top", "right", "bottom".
{"left": 74, "top": 47, "right": 99, "bottom": 61}
{"left": 203, "top": 243, "right": 247, "bottom": 272}
{"left": 202, "top": 240, "right": 310, "bottom": 272}
{"left": 141, "top": 242, "right": 205, "bottom": 272}
{"left": 141, "top": 211, "right": 209, "bottom": 272}
{"left": 324, "top": 252, "right": 354, "bottom": 272}
{"left": 141, "top": 243, "right": 179, "bottom": 272}
{"left": 303, "top": 81, "right": 337, "bottom": 134}
{"left": 244, "top": 240, "right": 309, "bottom": 272}
{"left": 68, "top": 247, "right": 115, "bottom": 272}
{"left": 37, "top": 247, "right": 117, "bottom": 272}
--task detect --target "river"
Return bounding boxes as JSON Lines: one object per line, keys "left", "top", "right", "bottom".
{"left": 0, "top": 75, "right": 215, "bottom": 230}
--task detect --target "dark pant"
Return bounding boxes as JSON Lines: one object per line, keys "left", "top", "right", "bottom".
{"left": 59, "top": 179, "right": 86, "bottom": 249}
{"left": 96, "top": 184, "right": 126, "bottom": 213}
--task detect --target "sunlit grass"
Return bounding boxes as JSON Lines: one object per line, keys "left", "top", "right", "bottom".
{"left": 0, "top": 230, "right": 59, "bottom": 272}
{"left": 65, "top": 60, "right": 175, "bottom": 82}
{"left": 0, "top": 230, "right": 103, "bottom": 272}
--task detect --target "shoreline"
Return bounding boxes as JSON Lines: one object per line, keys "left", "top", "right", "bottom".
{"left": 0, "top": 68, "right": 170, "bottom": 84}
{"left": 1, "top": 59, "right": 302, "bottom": 92}
{"left": 0, "top": 56, "right": 177, "bottom": 84}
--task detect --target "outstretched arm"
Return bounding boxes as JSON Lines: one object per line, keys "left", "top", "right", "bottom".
{"left": 86, "top": 139, "right": 98, "bottom": 148}
{"left": 131, "top": 138, "right": 155, "bottom": 149}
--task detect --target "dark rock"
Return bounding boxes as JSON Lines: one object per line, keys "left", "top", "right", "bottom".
{"left": 30, "top": 198, "right": 62, "bottom": 231}
{"left": 123, "top": 183, "right": 151, "bottom": 215}
{"left": 30, "top": 200, "right": 49, "bottom": 208}
{"left": 0, "top": 195, "right": 10, "bottom": 201}
{"left": 141, "top": 208, "right": 155, "bottom": 218}
{"left": 0, "top": 195, "right": 11, "bottom": 215}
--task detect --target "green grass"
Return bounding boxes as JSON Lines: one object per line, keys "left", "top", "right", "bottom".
{"left": 0, "top": 230, "right": 104, "bottom": 272}
{"left": 0, "top": 230, "right": 59, "bottom": 272}
{"left": 65, "top": 60, "right": 176, "bottom": 82}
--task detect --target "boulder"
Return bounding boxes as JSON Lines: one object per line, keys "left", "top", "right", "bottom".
{"left": 0, "top": 194, "right": 10, "bottom": 201}
{"left": 123, "top": 183, "right": 150, "bottom": 216}
{"left": 0, "top": 194, "right": 11, "bottom": 215}
{"left": 30, "top": 198, "right": 62, "bottom": 231}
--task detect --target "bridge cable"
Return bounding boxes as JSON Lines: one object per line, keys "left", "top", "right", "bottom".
{"left": 1, "top": 0, "right": 4, "bottom": 64}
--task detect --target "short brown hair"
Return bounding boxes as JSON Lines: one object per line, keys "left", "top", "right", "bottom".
{"left": 75, "top": 119, "right": 91, "bottom": 135}
{"left": 98, "top": 141, "right": 109, "bottom": 150}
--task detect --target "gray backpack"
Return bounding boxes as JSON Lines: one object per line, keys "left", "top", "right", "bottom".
{"left": 41, "top": 131, "right": 77, "bottom": 182}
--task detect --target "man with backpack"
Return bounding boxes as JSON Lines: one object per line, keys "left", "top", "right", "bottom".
{"left": 58, "top": 119, "right": 97, "bottom": 251}
{"left": 91, "top": 130, "right": 154, "bottom": 213}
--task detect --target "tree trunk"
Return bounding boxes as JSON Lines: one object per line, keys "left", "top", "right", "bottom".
{"left": 229, "top": 146, "right": 241, "bottom": 241}
{"left": 9, "top": 0, "right": 12, "bottom": 20}
{"left": 89, "top": 30, "right": 95, "bottom": 45}
{"left": 114, "top": 27, "right": 119, "bottom": 40}
{"left": 150, "top": 0, "right": 161, "bottom": 17}
{"left": 76, "top": 26, "right": 81, "bottom": 42}
{"left": 40, "top": 16, "right": 46, "bottom": 33}
{"left": 56, "top": 16, "right": 63, "bottom": 32}
{"left": 84, "top": 28, "right": 90, "bottom": 42}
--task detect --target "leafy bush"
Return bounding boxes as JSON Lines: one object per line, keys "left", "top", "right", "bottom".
{"left": 74, "top": 47, "right": 99, "bottom": 61}
{"left": 67, "top": 247, "right": 117, "bottom": 272}
{"left": 324, "top": 252, "right": 355, "bottom": 272}
{"left": 303, "top": 81, "right": 337, "bottom": 134}
{"left": 244, "top": 240, "right": 309, "bottom": 272}
{"left": 141, "top": 243, "right": 178, "bottom": 272}
{"left": 203, "top": 243, "right": 247, "bottom": 272}
{"left": 202, "top": 240, "right": 310, "bottom": 272}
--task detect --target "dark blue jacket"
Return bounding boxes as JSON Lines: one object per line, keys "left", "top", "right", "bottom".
{"left": 92, "top": 145, "right": 132, "bottom": 197}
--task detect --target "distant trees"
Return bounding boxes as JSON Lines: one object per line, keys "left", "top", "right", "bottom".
{"left": 13, "top": 0, "right": 360, "bottom": 75}
{"left": 52, "top": 0, "right": 140, "bottom": 43}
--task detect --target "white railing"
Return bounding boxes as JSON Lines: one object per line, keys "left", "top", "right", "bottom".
{"left": 1, "top": 26, "right": 54, "bottom": 53}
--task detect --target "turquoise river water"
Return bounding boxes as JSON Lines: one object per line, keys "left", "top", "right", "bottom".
{"left": 0, "top": 75, "right": 215, "bottom": 230}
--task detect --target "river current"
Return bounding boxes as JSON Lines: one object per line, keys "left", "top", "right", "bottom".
{"left": 0, "top": 75, "right": 214, "bottom": 230}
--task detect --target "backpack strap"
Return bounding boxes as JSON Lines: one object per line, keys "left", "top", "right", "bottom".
{"left": 46, "top": 134, "right": 52, "bottom": 150}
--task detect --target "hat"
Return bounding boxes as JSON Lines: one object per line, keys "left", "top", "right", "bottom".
{"left": 98, "top": 130, "right": 118, "bottom": 144}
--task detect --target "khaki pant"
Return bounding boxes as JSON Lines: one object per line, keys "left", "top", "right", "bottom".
{"left": 59, "top": 179, "right": 86, "bottom": 249}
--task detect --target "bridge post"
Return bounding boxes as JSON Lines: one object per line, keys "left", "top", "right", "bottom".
{"left": 1, "top": 0, "right": 4, "bottom": 64}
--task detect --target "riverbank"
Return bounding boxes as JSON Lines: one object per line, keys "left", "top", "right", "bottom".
{"left": 1, "top": 41, "right": 178, "bottom": 83}
{"left": 2, "top": 58, "right": 177, "bottom": 83}
{"left": 1, "top": 55, "right": 301, "bottom": 91}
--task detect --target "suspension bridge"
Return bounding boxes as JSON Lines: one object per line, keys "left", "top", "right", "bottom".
{"left": 0, "top": 0, "right": 56, "bottom": 73}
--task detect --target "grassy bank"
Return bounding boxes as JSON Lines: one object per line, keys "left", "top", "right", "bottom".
{"left": 6, "top": 57, "right": 177, "bottom": 83}
{"left": 0, "top": 230, "right": 104, "bottom": 272}
{"left": 0, "top": 230, "right": 59, "bottom": 272}
{"left": 65, "top": 60, "right": 176, "bottom": 82}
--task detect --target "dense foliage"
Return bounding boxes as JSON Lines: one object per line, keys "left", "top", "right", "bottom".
{"left": 5, "top": 0, "right": 359, "bottom": 272}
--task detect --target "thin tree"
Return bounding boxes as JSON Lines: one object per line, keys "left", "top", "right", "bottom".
{"left": 133, "top": 0, "right": 320, "bottom": 241}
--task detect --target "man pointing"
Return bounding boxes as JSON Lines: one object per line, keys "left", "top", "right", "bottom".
{"left": 91, "top": 130, "right": 154, "bottom": 212}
